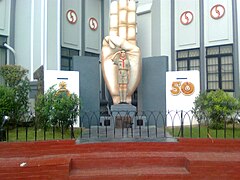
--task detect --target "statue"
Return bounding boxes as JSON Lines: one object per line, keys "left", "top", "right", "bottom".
{"left": 111, "top": 50, "right": 130, "bottom": 103}
{"left": 101, "top": 0, "right": 142, "bottom": 105}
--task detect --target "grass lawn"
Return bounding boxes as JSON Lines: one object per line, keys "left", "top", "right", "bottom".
{"left": 3, "top": 124, "right": 240, "bottom": 142}
{"left": 6, "top": 127, "right": 82, "bottom": 142}
{"left": 167, "top": 124, "right": 240, "bottom": 139}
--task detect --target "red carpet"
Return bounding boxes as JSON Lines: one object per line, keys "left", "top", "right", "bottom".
{"left": 0, "top": 138, "right": 240, "bottom": 179}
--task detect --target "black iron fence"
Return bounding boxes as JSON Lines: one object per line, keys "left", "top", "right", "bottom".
{"left": 1, "top": 110, "right": 240, "bottom": 142}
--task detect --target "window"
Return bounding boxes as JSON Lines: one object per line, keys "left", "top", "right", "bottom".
{"left": 61, "top": 47, "right": 79, "bottom": 71}
{"left": 177, "top": 49, "right": 200, "bottom": 71}
{"left": 0, "top": 36, "right": 7, "bottom": 84}
{"left": 85, "top": 51, "right": 99, "bottom": 57}
{"left": 0, "top": 36, "right": 7, "bottom": 65}
{"left": 206, "top": 45, "right": 234, "bottom": 92}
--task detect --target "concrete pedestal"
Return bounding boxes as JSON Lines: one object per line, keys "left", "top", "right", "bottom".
{"left": 111, "top": 104, "right": 136, "bottom": 128}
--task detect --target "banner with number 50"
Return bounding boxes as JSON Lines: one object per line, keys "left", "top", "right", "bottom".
{"left": 166, "top": 70, "right": 200, "bottom": 126}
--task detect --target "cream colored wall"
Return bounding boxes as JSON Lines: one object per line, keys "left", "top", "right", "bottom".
{"left": 85, "top": 0, "right": 102, "bottom": 54}
{"left": 14, "top": 0, "right": 31, "bottom": 72}
{"left": 175, "top": 0, "right": 200, "bottom": 50}
{"left": 137, "top": 7, "right": 152, "bottom": 58}
{"left": 137, "top": 0, "right": 171, "bottom": 69}
{"left": 159, "top": 0, "right": 171, "bottom": 58}
{"left": 47, "top": 0, "right": 60, "bottom": 70}
{"left": 61, "top": 0, "right": 81, "bottom": 50}
{"left": 204, "top": 0, "right": 233, "bottom": 46}
{"left": 0, "top": 0, "right": 11, "bottom": 36}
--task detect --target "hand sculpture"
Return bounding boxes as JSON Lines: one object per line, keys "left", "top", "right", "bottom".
{"left": 101, "top": 0, "right": 141, "bottom": 104}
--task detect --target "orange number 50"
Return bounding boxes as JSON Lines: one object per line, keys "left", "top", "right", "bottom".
{"left": 170, "top": 81, "right": 195, "bottom": 96}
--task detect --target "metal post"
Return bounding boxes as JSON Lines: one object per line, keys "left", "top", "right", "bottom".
{"left": 171, "top": 0, "right": 175, "bottom": 71}
{"left": 232, "top": 0, "right": 240, "bottom": 97}
{"left": 199, "top": 0, "right": 206, "bottom": 92}
{"left": 0, "top": 116, "right": 10, "bottom": 141}
{"left": 81, "top": 0, "right": 86, "bottom": 56}
{"left": 181, "top": 110, "right": 184, "bottom": 137}
{"left": 0, "top": 128, "right": 6, "bottom": 141}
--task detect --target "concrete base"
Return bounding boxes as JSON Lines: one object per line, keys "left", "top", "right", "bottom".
{"left": 134, "top": 116, "right": 147, "bottom": 128}
{"left": 111, "top": 104, "right": 136, "bottom": 116}
{"left": 111, "top": 104, "right": 136, "bottom": 128}
{"left": 99, "top": 116, "right": 114, "bottom": 128}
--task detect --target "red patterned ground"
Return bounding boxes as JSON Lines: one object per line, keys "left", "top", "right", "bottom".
{"left": 0, "top": 138, "right": 240, "bottom": 179}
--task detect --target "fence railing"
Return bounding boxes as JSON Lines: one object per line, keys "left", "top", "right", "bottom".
{"left": 1, "top": 110, "right": 240, "bottom": 142}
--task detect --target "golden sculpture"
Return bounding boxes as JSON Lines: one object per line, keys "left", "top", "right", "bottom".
{"left": 101, "top": 0, "right": 141, "bottom": 104}
{"left": 56, "top": 81, "right": 70, "bottom": 96}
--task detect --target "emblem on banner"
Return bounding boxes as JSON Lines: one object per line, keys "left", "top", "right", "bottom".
{"left": 180, "top": 11, "right": 194, "bottom": 25}
{"left": 170, "top": 81, "right": 195, "bottom": 96}
{"left": 66, "top": 10, "right": 78, "bottom": 24}
{"left": 56, "top": 81, "right": 70, "bottom": 96}
{"left": 210, "top": 4, "right": 225, "bottom": 19}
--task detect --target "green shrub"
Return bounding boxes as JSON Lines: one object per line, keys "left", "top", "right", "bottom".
{"left": 35, "top": 85, "right": 80, "bottom": 129}
{"left": 35, "top": 86, "right": 56, "bottom": 128}
{"left": 193, "top": 89, "right": 239, "bottom": 129}
{"left": 0, "top": 65, "right": 30, "bottom": 124}
{"left": 0, "top": 85, "right": 15, "bottom": 124}
{"left": 0, "top": 65, "right": 28, "bottom": 87}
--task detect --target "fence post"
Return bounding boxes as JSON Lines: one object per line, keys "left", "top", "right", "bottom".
{"left": 181, "top": 110, "right": 184, "bottom": 137}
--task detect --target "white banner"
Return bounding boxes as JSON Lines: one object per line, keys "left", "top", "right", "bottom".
{"left": 166, "top": 70, "right": 200, "bottom": 126}
{"left": 44, "top": 70, "right": 80, "bottom": 127}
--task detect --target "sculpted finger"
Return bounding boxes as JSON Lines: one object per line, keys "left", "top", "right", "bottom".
{"left": 105, "top": 36, "right": 124, "bottom": 49}
{"left": 101, "top": 38, "right": 112, "bottom": 60}
{"left": 118, "top": 0, "right": 136, "bottom": 44}
{"left": 109, "top": 39, "right": 116, "bottom": 49}
{"left": 107, "top": 36, "right": 139, "bottom": 56}
{"left": 118, "top": 0, "right": 128, "bottom": 39}
{"left": 102, "top": 36, "right": 117, "bottom": 49}
{"left": 109, "top": 0, "right": 137, "bottom": 45}
{"left": 109, "top": 1, "right": 118, "bottom": 36}
{"left": 127, "top": 0, "right": 137, "bottom": 45}
{"left": 101, "top": 36, "right": 118, "bottom": 60}
{"left": 103, "top": 35, "right": 140, "bottom": 58}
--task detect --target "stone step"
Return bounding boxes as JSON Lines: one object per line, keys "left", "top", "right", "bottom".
{"left": 188, "top": 160, "right": 240, "bottom": 175}
{"left": 71, "top": 156, "right": 188, "bottom": 169}
{"left": 69, "top": 156, "right": 189, "bottom": 179}
{"left": 0, "top": 139, "right": 240, "bottom": 179}
{"left": 69, "top": 166, "right": 190, "bottom": 180}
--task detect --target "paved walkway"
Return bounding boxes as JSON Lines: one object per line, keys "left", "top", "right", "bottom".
{"left": 77, "top": 126, "right": 176, "bottom": 143}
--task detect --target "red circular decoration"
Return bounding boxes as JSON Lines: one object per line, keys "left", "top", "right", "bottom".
{"left": 66, "top": 10, "right": 78, "bottom": 24}
{"left": 210, "top": 4, "right": 225, "bottom": 20}
{"left": 89, "top": 17, "right": 98, "bottom": 31}
{"left": 180, "top": 11, "right": 194, "bottom": 25}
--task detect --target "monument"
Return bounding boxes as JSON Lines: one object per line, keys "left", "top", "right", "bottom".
{"left": 101, "top": 0, "right": 141, "bottom": 105}
{"left": 101, "top": 0, "right": 141, "bottom": 127}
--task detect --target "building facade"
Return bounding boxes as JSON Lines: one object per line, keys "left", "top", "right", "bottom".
{"left": 0, "top": 0, "right": 240, "bottom": 100}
